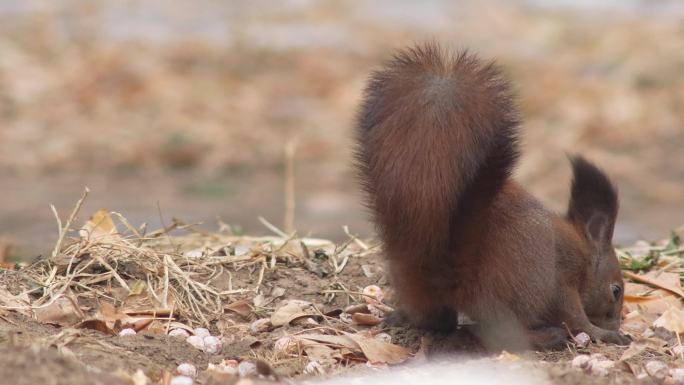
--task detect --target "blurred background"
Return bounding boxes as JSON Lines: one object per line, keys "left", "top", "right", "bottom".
{"left": 0, "top": 0, "right": 682, "bottom": 259}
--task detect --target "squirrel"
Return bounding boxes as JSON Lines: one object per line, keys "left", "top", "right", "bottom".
{"left": 354, "top": 43, "right": 630, "bottom": 350}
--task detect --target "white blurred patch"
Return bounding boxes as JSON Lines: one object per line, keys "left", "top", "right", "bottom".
{"left": 311, "top": 358, "right": 550, "bottom": 385}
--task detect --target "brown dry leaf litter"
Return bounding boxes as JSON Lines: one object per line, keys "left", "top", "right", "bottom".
{"left": 0, "top": 191, "right": 683, "bottom": 384}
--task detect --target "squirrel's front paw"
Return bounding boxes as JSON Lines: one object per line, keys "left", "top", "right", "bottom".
{"left": 592, "top": 329, "right": 631, "bottom": 345}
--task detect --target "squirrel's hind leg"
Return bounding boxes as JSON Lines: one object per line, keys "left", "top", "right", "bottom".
{"left": 527, "top": 327, "right": 569, "bottom": 351}
{"left": 384, "top": 307, "right": 458, "bottom": 333}
{"left": 472, "top": 307, "right": 569, "bottom": 351}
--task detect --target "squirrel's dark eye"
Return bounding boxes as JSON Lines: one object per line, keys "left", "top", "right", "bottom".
{"left": 611, "top": 284, "right": 622, "bottom": 300}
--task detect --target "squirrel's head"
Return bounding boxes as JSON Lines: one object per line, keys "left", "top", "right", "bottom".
{"left": 567, "top": 156, "right": 623, "bottom": 331}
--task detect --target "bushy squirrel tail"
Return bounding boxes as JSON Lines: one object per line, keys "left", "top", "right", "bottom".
{"left": 355, "top": 43, "right": 520, "bottom": 261}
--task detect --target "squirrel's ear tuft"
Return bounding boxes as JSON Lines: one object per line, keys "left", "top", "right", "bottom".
{"left": 567, "top": 156, "right": 619, "bottom": 246}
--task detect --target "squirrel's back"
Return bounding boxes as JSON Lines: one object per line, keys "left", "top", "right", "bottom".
{"left": 355, "top": 43, "right": 519, "bottom": 263}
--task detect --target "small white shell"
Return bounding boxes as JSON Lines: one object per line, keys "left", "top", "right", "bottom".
{"left": 169, "top": 329, "right": 191, "bottom": 338}
{"left": 203, "top": 336, "right": 222, "bottom": 354}
{"left": 274, "top": 336, "right": 296, "bottom": 353}
{"left": 193, "top": 327, "right": 211, "bottom": 338}
{"left": 362, "top": 285, "right": 384, "bottom": 304}
{"left": 176, "top": 363, "right": 197, "bottom": 378}
{"left": 118, "top": 328, "right": 137, "bottom": 337}
{"left": 186, "top": 335, "right": 205, "bottom": 350}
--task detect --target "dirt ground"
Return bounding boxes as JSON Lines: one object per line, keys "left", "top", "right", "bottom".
{"left": 0, "top": 232, "right": 389, "bottom": 383}
{"left": 0, "top": 213, "right": 682, "bottom": 385}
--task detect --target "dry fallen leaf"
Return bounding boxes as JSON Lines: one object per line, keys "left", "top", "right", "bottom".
{"left": 92, "top": 301, "right": 156, "bottom": 333}
{"left": 619, "top": 338, "right": 666, "bottom": 361}
{"left": 346, "top": 332, "right": 411, "bottom": 364}
{"left": 624, "top": 271, "right": 684, "bottom": 299}
{"left": 296, "top": 332, "right": 410, "bottom": 364}
{"left": 225, "top": 297, "right": 254, "bottom": 319}
{"left": 80, "top": 209, "right": 119, "bottom": 240}
{"left": 122, "top": 293, "right": 157, "bottom": 314}
{"left": 297, "top": 333, "right": 359, "bottom": 351}
{"left": 302, "top": 342, "right": 341, "bottom": 365}
{"left": 75, "top": 319, "right": 116, "bottom": 335}
{"left": 0, "top": 287, "right": 31, "bottom": 315}
{"left": 34, "top": 296, "right": 83, "bottom": 326}
{"left": 624, "top": 282, "right": 664, "bottom": 300}
{"left": 352, "top": 312, "right": 382, "bottom": 326}
{"left": 624, "top": 295, "right": 681, "bottom": 321}
{"left": 653, "top": 307, "right": 684, "bottom": 334}
{"left": 344, "top": 304, "right": 369, "bottom": 314}
{"left": 270, "top": 300, "right": 319, "bottom": 327}
{"left": 624, "top": 361, "right": 649, "bottom": 380}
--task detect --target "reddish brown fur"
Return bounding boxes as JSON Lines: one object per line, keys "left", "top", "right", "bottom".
{"left": 355, "top": 43, "right": 628, "bottom": 350}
